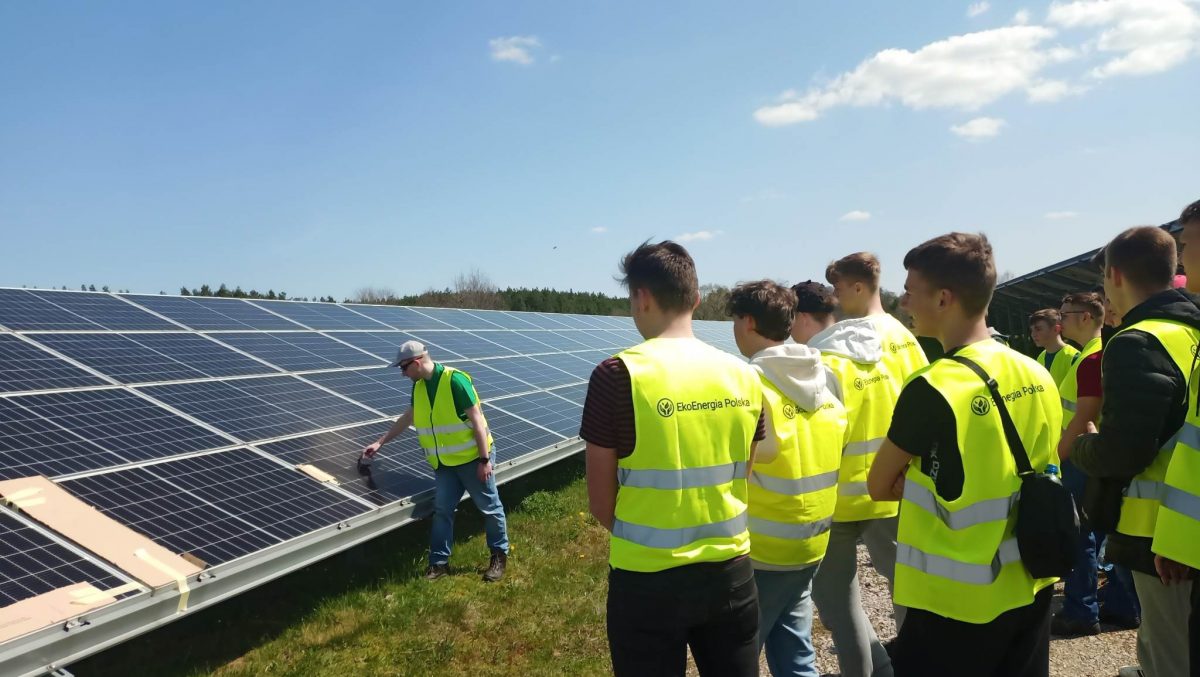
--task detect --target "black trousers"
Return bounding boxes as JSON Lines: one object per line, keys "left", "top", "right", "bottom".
{"left": 606, "top": 555, "right": 759, "bottom": 677}
{"left": 892, "top": 586, "right": 1052, "bottom": 677}
{"left": 1191, "top": 576, "right": 1200, "bottom": 677}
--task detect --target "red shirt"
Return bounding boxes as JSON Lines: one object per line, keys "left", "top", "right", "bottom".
{"left": 580, "top": 357, "right": 766, "bottom": 459}
{"left": 1076, "top": 350, "right": 1103, "bottom": 398}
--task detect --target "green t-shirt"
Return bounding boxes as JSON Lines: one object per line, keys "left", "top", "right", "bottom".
{"left": 411, "top": 363, "right": 479, "bottom": 421}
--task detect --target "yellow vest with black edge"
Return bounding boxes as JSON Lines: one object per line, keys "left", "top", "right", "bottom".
{"left": 749, "top": 377, "right": 846, "bottom": 569}
{"left": 820, "top": 352, "right": 901, "bottom": 521}
{"left": 611, "top": 338, "right": 762, "bottom": 573}
{"left": 1154, "top": 368, "right": 1200, "bottom": 569}
{"left": 412, "top": 366, "right": 491, "bottom": 470}
{"left": 895, "top": 339, "right": 1061, "bottom": 624}
{"left": 1038, "top": 344, "right": 1081, "bottom": 387}
{"left": 1059, "top": 337, "right": 1101, "bottom": 431}
{"left": 1113, "top": 319, "right": 1200, "bottom": 538}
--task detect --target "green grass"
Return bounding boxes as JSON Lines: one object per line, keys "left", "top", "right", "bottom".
{"left": 74, "top": 457, "right": 614, "bottom": 677}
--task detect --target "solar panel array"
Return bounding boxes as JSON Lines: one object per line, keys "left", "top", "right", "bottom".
{"left": 0, "top": 288, "right": 740, "bottom": 662}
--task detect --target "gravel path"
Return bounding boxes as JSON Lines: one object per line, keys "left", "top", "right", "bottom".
{"left": 689, "top": 545, "right": 1139, "bottom": 676}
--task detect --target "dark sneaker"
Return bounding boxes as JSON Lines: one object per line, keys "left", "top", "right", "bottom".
{"left": 1051, "top": 614, "right": 1101, "bottom": 637}
{"left": 1100, "top": 607, "right": 1141, "bottom": 630}
{"left": 483, "top": 549, "right": 507, "bottom": 582}
{"left": 424, "top": 564, "right": 449, "bottom": 581}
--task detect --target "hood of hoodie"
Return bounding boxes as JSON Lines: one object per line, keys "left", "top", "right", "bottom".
{"left": 1119, "top": 288, "right": 1200, "bottom": 333}
{"left": 808, "top": 317, "right": 883, "bottom": 364}
{"left": 750, "top": 343, "right": 830, "bottom": 411}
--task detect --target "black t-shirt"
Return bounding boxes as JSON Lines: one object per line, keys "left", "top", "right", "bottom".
{"left": 887, "top": 377, "right": 966, "bottom": 501}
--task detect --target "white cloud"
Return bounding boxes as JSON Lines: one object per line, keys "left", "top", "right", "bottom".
{"left": 1026, "top": 78, "right": 1089, "bottom": 101}
{"left": 968, "top": 2, "right": 991, "bottom": 18}
{"left": 489, "top": 36, "right": 541, "bottom": 65}
{"left": 839, "top": 210, "right": 872, "bottom": 222}
{"left": 950, "top": 116, "right": 1007, "bottom": 139}
{"left": 1013, "top": 9, "right": 1032, "bottom": 25}
{"left": 1044, "top": 210, "right": 1080, "bottom": 219}
{"left": 754, "top": 26, "right": 1070, "bottom": 126}
{"left": 1047, "top": 0, "right": 1200, "bottom": 78}
{"left": 590, "top": 226, "right": 608, "bottom": 234}
{"left": 676, "top": 230, "right": 723, "bottom": 242}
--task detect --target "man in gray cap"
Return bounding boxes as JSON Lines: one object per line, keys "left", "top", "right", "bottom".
{"left": 363, "top": 340, "right": 509, "bottom": 581}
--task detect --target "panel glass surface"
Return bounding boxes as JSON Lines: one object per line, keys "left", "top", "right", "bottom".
{"left": 0, "top": 511, "right": 131, "bottom": 607}
{"left": 121, "top": 333, "right": 279, "bottom": 378}
{"left": 212, "top": 333, "right": 383, "bottom": 372}
{"left": 461, "top": 310, "right": 539, "bottom": 330}
{"left": 473, "top": 331, "right": 559, "bottom": 355}
{"left": 121, "top": 294, "right": 261, "bottom": 330}
{"left": 329, "top": 331, "right": 423, "bottom": 362}
{"left": 259, "top": 423, "right": 432, "bottom": 506}
{"left": 410, "top": 332, "right": 514, "bottom": 360}
{"left": 339, "top": 305, "right": 453, "bottom": 331}
{"left": 24, "top": 291, "right": 178, "bottom": 330}
{"left": 442, "top": 360, "right": 540, "bottom": 400}
{"left": 30, "top": 333, "right": 209, "bottom": 384}
{"left": 483, "top": 407, "right": 568, "bottom": 456}
{"left": 512, "top": 330, "right": 590, "bottom": 351}
{"left": 0, "top": 397, "right": 126, "bottom": 479}
{"left": 61, "top": 449, "right": 370, "bottom": 566}
{"left": 409, "top": 307, "right": 502, "bottom": 331}
{"left": 475, "top": 356, "right": 575, "bottom": 390}
{"left": 186, "top": 298, "right": 304, "bottom": 330}
{"left": 0, "top": 289, "right": 104, "bottom": 331}
{"left": 490, "top": 391, "right": 584, "bottom": 437}
{"left": 247, "top": 301, "right": 390, "bottom": 330}
{"left": 547, "top": 382, "right": 589, "bottom": 405}
{"left": 301, "top": 368, "right": 412, "bottom": 416}
{"left": 528, "top": 352, "right": 596, "bottom": 381}
{"left": 0, "top": 335, "right": 108, "bottom": 393}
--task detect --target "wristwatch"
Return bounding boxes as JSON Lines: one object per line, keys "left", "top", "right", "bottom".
{"left": 477, "top": 456, "right": 491, "bottom": 464}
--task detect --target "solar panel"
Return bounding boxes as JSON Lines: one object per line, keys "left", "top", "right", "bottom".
{"left": 212, "top": 333, "right": 384, "bottom": 372}
{"left": 61, "top": 449, "right": 370, "bottom": 567}
{"left": 247, "top": 300, "right": 390, "bottom": 330}
{"left": 0, "top": 334, "right": 108, "bottom": 393}
{"left": 0, "top": 287, "right": 736, "bottom": 673}
{"left": 0, "top": 509, "right": 133, "bottom": 607}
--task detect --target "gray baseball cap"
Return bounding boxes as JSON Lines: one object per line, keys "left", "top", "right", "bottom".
{"left": 389, "top": 340, "right": 427, "bottom": 367}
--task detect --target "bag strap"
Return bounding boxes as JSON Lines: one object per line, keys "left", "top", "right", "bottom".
{"left": 946, "top": 354, "right": 1036, "bottom": 477}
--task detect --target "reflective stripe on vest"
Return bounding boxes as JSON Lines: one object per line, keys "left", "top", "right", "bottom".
{"left": 1113, "top": 319, "right": 1200, "bottom": 538}
{"left": 619, "top": 462, "right": 747, "bottom": 490}
{"left": 894, "top": 339, "right": 1060, "bottom": 624}
{"left": 844, "top": 437, "right": 885, "bottom": 457}
{"left": 747, "top": 376, "right": 845, "bottom": 568}
{"left": 610, "top": 338, "right": 761, "bottom": 573}
{"left": 412, "top": 365, "right": 491, "bottom": 470}
{"left": 1154, "top": 413, "right": 1200, "bottom": 569}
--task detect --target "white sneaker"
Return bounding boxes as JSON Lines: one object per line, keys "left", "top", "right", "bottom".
{"left": 1117, "top": 667, "right": 1146, "bottom": 677}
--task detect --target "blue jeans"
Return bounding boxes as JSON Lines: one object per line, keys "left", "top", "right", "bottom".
{"left": 1060, "top": 460, "right": 1139, "bottom": 622}
{"left": 429, "top": 456, "right": 508, "bottom": 566}
{"left": 754, "top": 565, "right": 819, "bottom": 677}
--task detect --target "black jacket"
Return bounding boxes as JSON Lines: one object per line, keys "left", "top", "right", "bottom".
{"left": 1071, "top": 288, "right": 1200, "bottom": 575}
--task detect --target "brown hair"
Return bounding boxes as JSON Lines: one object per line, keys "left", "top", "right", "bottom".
{"left": 1104, "top": 226, "right": 1177, "bottom": 291}
{"left": 1061, "top": 292, "right": 1104, "bottom": 320}
{"left": 902, "top": 233, "right": 996, "bottom": 315}
{"left": 825, "top": 252, "right": 881, "bottom": 291}
{"left": 727, "top": 281, "right": 797, "bottom": 341}
{"left": 1028, "top": 308, "right": 1060, "bottom": 328}
{"left": 619, "top": 240, "right": 699, "bottom": 314}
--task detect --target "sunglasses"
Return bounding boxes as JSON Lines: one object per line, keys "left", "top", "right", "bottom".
{"left": 399, "top": 357, "right": 421, "bottom": 370}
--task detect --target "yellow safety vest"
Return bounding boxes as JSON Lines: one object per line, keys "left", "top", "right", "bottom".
{"left": 895, "top": 339, "right": 1061, "bottom": 624}
{"left": 611, "top": 338, "right": 762, "bottom": 573}
{"left": 412, "top": 366, "right": 492, "bottom": 469}
{"left": 1113, "top": 319, "right": 1200, "bottom": 538}
{"left": 820, "top": 352, "right": 901, "bottom": 521}
{"left": 1059, "top": 337, "right": 1101, "bottom": 431}
{"left": 874, "top": 313, "right": 930, "bottom": 385}
{"left": 1154, "top": 366, "right": 1200, "bottom": 569}
{"left": 1038, "top": 343, "right": 1081, "bottom": 387}
{"left": 749, "top": 377, "right": 846, "bottom": 568}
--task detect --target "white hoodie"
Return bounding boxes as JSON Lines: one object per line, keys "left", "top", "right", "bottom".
{"left": 749, "top": 343, "right": 838, "bottom": 463}
{"left": 806, "top": 317, "right": 884, "bottom": 405}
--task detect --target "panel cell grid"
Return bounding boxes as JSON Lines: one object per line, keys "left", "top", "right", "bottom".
{"left": 301, "top": 368, "right": 412, "bottom": 416}
{"left": 411, "top": 332, "right": 514, "bottom": 360}
{"left": 29, "top": 333, "right": 208, "bottom": 384}
{"left": 212, "top": 333, "right": 382, "bottom": 372}
{"left": 0, "top": 334, "right": 108, "bottom": 393}
{"left": 26, "top": 291, "right": 178, "bottom": 330}
{"left": 547, "top": 382, "right": 589, "bottom": 406}
{"left": 409, "top": 307, "right": 502, "bottom": 331}
{"left": 528, "top": 352, "right": 596, "bottom": 381}
{"left": 186, "top": 298, "right": 303, "bottom": 330}
{"left": 471, "top": 356, "right": 575, "bottom": 390}
{"left": 462, "top": 310, "right": 540, "bottom": 330}
{"left": 442, "top": 360, "right": 541, "bottom": 400}
{"left": 0, "top": 397, "right": 126, "bottom": 479}
{"left": 247, "top": 300, "right": 390, "bottom": 330}
{"left": 482, "top": 407, "right": 567, "bottom": 456}
{"left": 339, "top": 305, "right": 453, "bottom": 331}
{"left": 490, "top": 391, "right": 583, "bottom": 438}
{"left": 0, "top": 511, "right": 131, "bottom": 607}
{"left": 123, "top": 333, "right": 278, "bottom": 378}
{"left": 328, "top": 331, "right": 424, "bottom": 362}
{"left": 513, "top": 330, "right": 590, "bottom": 351}
{"left": 0, "top": 289, "right": 103, "bottom": 331}
{"left": 474, "top": 331, "right": 559, "bottom": 355}
{"left": 121, "top": 295, "right": 260, "bottom": 330}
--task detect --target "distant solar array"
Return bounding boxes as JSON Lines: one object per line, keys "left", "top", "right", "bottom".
{"left": 0, "top": 288, "right": 739, "bottom": 676}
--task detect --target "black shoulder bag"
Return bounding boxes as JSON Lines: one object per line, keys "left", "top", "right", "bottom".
{"left": 947, "top": 354, "right": 1080, "bottom": 579}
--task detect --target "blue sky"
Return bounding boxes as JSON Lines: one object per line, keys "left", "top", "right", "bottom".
{"left": 1, "top": 1, "right": 1196, "bottom": 299}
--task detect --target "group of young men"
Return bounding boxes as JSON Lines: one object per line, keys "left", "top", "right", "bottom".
{"left": 581, "top": 199, "right": 1200, "bottom": 677}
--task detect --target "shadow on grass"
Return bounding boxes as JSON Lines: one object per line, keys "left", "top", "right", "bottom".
{"left": 73, "top": 455, "right": 586, "bottom": 677}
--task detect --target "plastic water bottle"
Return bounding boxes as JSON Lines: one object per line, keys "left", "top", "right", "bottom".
{"left": 1043, "top": 463, "right": 1061, "bottom": 483}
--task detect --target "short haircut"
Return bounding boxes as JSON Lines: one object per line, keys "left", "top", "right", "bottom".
{"left": 825, "top": 252, "right": 881, "bottom": 291}
{"left": 726, "top": 280, "right": 797, "bottom": 341}
{"left": 1182, "top": 199, "right": 1200, "bottom": 226}
{"left": 902, "top": 233, "right": 996, "bottom": 316}
{"left": 791, "top": 281, "right": 837, "bottom": 320}
{"left": 1105, "top": 226, "right": 1177, "bottom": 291}
{"left": 619, "top": 240, "right": 699, "bottom": 314}
{"left": 1029, "top": 308, "right": 1060, "bottom": 328}
{"left": 1061, "top": 291, "right": 1104, "bottom": 320}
